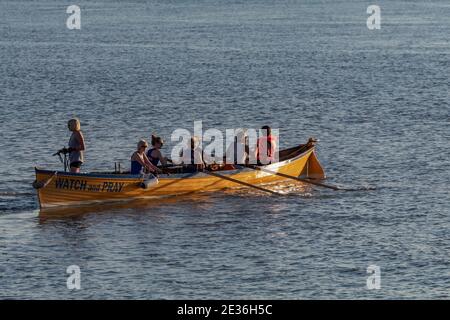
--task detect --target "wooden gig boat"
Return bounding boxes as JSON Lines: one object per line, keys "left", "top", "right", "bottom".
{"left": 33, "top": 142, "right": 325, "bottom": 209}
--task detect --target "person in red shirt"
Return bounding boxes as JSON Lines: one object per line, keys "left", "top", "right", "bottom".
{"left": 256, "top": 125, "right": 277, "bottom": 165}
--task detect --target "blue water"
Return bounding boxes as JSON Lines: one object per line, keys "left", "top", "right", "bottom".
{"left": 0, "top": 0, "right": 449, "bottom": 299}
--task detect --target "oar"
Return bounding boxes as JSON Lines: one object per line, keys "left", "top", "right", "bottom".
{"left": 203, "top": 169, "right": 282, "bottom": 196}
{"left": 238, "top": 164, "right": 344, "bottom": 191}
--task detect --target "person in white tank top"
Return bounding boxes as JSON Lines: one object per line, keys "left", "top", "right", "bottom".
{"left": 67, "top": 118, "right": 85, "bottom": 173}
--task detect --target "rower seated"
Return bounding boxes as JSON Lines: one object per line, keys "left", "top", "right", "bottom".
{"left": 180, "top": 136, "right": 204, "bottom": 173}
{"left": 131, "top": 140, "right": 161, "bottom": 175}
{"left": 147, "top": 134, "right": 171, "bottom": 167}
{"left": 226, "top": 128, "right": 249, "bottom": 166}
{"left": 256, "top": 125, "right": 277, "bottom": 165}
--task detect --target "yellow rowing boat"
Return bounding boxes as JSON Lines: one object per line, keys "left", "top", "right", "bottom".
{"left": 33, "top": 143, "right": 325, "bottom": 209}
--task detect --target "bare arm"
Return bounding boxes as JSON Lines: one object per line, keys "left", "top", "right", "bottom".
{"left": 143, "top": 153, "right": 161, "bottom": 173}
{"left": 131, "top": 152, "right": 146, "bottom": 167}
{"left": 153, "top": 149, "right": 167, "bottom": 166}
{"left": 254, "top": 140, "right": 260, "bottom": 160}
{"left": 76, "top": 131, "right": 85, "bottom": 151}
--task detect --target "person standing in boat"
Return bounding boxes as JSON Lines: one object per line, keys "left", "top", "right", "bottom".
{"left": 67, "top": 118, "right": 85, "bottom": 173}
{"left": 131, "top": 140, "right": 161, "bottom": 175}
{"left": 146, "top": 134, "right": 170, "bottom": 167}
{"left": 256, "top": 125, "right": 277, "bottom": 165}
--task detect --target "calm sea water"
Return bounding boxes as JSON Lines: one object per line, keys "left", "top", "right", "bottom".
{"left": 0, "top": 0, "right": 449, "bottom": 299}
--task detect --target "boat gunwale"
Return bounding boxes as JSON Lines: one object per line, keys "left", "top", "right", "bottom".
{"left": 35, "top": 145, "right": 315, "bottom": 180}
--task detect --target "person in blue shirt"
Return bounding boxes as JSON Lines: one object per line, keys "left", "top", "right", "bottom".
{"left": 146, "top": 134, "right": 170, "bottom": 167}
{"left": 130, "top": 140, "right": 161, "bottom": 175}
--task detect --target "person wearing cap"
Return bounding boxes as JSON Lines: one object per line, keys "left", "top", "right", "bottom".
{"left": 130, "top": 140, "right": 160, "bottom": 175}
{"left": 146, "top": 134, "right": 170, "bottom": 166}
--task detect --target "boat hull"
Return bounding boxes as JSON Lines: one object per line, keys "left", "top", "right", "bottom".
{"left": 34, "top": 146, "right": 324, "bottom": 209}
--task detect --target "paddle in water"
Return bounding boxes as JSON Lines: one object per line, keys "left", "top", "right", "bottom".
{"left": 239, "top": 165, "right": 374, "bottom": 191}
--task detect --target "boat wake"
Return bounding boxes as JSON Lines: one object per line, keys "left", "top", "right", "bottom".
{"left": 0, "top": 191, "right": 36, "bottom": 197}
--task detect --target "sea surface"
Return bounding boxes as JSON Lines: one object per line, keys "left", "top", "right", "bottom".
{"left": 0, "top": 0, "right": 449, "bottom": 299}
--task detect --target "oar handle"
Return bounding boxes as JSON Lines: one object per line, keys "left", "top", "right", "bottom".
{"left": 52, "top": 147, "right": 70, "bottom": 156}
